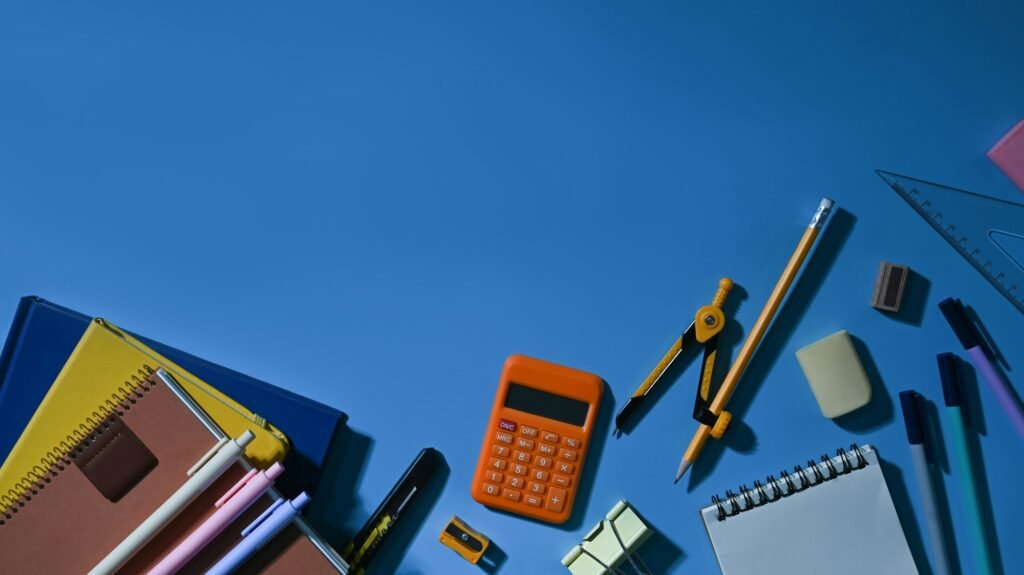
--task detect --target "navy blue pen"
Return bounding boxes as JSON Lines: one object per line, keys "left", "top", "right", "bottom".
{"left": 206, "top": 492, "right": 310, "bottom": 575}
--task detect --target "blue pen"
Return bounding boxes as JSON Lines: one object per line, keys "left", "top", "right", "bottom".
{"left": 899, "top": 391, "right": 952, "bottom": 575}
{"left": 206, "top": 492, "right": 310, "bottom": 575}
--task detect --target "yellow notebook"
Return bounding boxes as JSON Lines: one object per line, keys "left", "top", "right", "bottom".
{"left": 0, "top": 319, "right": 289, "bottom": 508}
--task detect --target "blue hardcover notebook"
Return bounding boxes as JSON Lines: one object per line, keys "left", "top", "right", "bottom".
{"left": 0, "top": 296, "right": 344, "bottom": 498}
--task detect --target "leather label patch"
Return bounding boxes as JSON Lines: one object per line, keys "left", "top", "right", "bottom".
{"left": 72, "top": 415, "right": 158, "bottom": 502}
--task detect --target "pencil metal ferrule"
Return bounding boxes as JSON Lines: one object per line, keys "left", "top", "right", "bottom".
{"left": 809, "top": 197, "right": 834, "bottom": 229}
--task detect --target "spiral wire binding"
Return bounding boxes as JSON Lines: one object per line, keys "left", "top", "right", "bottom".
{"left": 0, "top": 365, "right": 157, "bottom": 525}
{"left": 711, "top": 445, "right": 868, "bottom": 521}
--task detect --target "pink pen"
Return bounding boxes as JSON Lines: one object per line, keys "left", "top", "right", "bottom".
{"left": 147, "top": 463, "right": 284, "bottom": 575}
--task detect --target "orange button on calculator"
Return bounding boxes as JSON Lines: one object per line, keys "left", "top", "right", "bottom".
{"left": 471, "top": 355, "right": 603, "bottom": 524}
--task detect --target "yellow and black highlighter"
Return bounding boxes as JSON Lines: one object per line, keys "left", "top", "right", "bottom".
{"left": 342, "top": 447, "right": 444, "bottom": 573}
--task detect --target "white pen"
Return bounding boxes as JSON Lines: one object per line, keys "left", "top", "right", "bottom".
{"left": 89, "top": 430, "right": 255, "bottom": 575}
{"left": 899, "top": 391, "right": 951, "bottom": 575}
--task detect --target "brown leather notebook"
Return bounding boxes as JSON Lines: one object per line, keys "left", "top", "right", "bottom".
{"left": 0, "top": 370, "right": 345, "bottom": 574}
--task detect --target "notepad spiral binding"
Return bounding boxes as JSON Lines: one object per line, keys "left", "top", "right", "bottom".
{"left": 0, "top": 365, "right": 157, "bottom": 524}
{"left": 709, "top": 444, "right": 868, "bottom": 521}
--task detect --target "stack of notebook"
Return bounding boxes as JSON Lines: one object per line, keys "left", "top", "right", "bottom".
{"left": 0, "top": 297, "right": 350, "bottom": 573}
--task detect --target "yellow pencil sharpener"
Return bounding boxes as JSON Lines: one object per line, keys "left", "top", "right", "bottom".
{"left": 439, "top": 516, "right": 490, "bottom": 564}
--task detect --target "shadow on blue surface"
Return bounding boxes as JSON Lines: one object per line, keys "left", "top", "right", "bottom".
{"left": 307, "top": 421, "right": 374, "bottom": 550}
{"left": 880, "top": 458, "right": 933, "bottom": 575}
{"left": 687, "top": 208, "right": 856, "bottom": 492}
{"left": 922, "top": 395, "right": 963, "bottom": 575}
{"left": 887, "top": 268, "right": 931, "bottom": 327}
{"left": 476, "top": 538, "right": 508, "bottom": 574}
{"left": 965, "top": 303, "right": 1013, "bottom": 374}
{"left": 834, "top": 336, "right": 895, "bottom": 434}
{"left": 559, "top": 380, "right": 616, "bottom": 532}
{"left": 366, "top": 451, "right": 450, "bottom": 575}
{"left": 304, "top": 423, "right": 453, "bottom": 574}
{"left": 634, "top": 508, "right": 686, "bottom": 574}
{"left": 956, "top": 357, "right": 1006, "bottom": 575}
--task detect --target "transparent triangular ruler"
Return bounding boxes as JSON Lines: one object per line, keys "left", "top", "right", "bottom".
{"left": 877, "top": 170, "right": 1024, "bottom": 314}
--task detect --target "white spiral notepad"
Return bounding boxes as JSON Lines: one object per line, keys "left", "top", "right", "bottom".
{"left": 700, "top": 444, "right": 918, "bottom": 575}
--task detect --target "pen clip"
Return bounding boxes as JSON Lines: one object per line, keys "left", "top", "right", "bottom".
{"left": 216, "top": 468, "right": 258, "bottom": 508}
{"left": 242, "top": 499, "right": 285, "bottom": 537}
{"left": 188, "top": 438, "right": 229, "bottom": 477}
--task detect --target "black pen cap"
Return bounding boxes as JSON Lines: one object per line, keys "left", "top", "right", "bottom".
{"left": 937, "top": 353, "right": 962, "bottom": 407}
{"left": 938, "top": 297, "right": 979, "bottom": 350}
{"left": 899, "top": 390, "right": 925, "bottom": 445}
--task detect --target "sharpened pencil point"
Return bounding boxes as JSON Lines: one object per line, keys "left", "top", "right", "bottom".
{"left": 675, "top": 458, "right": 691, "bottom": 483}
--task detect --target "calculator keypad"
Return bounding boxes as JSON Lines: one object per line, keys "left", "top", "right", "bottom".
{"left": 480, "top": 420, "right": 584, "bottom": 520}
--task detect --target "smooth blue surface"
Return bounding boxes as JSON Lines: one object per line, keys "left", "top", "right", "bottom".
{"left": 1, "top": 3, "right": 1022, "bottom": 574}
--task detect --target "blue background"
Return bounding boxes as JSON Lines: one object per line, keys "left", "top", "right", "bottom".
{"left": 2, "top": 2, "right": 1023, "bottom": 573}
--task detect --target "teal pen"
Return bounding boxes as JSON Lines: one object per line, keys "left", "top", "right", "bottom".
{"left": 938, "top": 353, "right": 994, "bottom": 575}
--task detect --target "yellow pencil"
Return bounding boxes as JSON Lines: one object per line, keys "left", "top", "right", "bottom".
{"left": 676, "top": 198, "right": 834, "bottom": 481}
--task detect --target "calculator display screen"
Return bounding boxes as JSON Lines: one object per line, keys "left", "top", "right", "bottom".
{"left": 504, "top": 383, "right": 589, "bottom": 427}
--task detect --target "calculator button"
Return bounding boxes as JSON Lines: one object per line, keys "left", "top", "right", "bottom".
{"left": 511, "top": 463, "right": 528, "bottom": 476}
{"left": 502, "top": 488, "right": 521, "bottom": 502}
{"left": 535, "top": 456, "right": 553, "bottom": 469}
{"left": 525, "top": 494, "right": 543, "bottom": 507}
{"left": 552, "top": 474, "right": 572, "bottom": 487}
{"left": 516, "top": 437, "right": 535, "bottom": 450}
{"left": 492, "top": 444, "right": 510, "bottom": 457}
{"left": 556, "top": 461, "right": 575, "bottom": 475}
{"left": 527, "top": 481, "right": 546, "bottom": 495}
{"left": 506, "top": 476, "right": 525, "bottom": 489}
{"left": 512, "top": 450, "right": 532, "bottom": 464}
{"left": 488, "top": 457, "right": 507, "bottom": 470}
{"left": 520, "top": 426, "right": 538, "bottom": 438}
{"left": 541, "top": 431, "right": 559, "bottom": 443}
{"left": 558, "top": 448, "right": 578, "bottom": 462}
{"left": 563, "top": 437, "right": 582, "bottom": 449}
{"left": 482, "top": 482, "right": 501, "bottom": 496}
{"left": 538, "top": 443, "right": 556, "bottom": 456}
{"left": 495, "top": 431, "right": 514, "bottom": 444}
{"left": 545, "top": 487, "right": 567, "bottom": 512}
{"left": 532, "top": 469, "right": 549, "bottom": 482}
{"left": 485, "top": 470, "right": 504, "bottom": 483}
{"left": 498, "top": 418, "right": 518, "bottom": 432}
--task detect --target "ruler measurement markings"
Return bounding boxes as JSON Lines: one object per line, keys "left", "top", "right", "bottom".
{"left": 881, "top": 171, "right": 1024, "bottom": 314}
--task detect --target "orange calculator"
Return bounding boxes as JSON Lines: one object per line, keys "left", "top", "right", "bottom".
{"left": 471, "top": 355, "right": 603, "bottom": 524}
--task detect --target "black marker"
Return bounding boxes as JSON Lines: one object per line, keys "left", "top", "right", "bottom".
{"left": 342, "top": 447, "right": 444, "bottom": 573}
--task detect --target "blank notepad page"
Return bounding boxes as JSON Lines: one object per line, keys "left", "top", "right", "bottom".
{"left": 700, "top": 445, "right": 918, "bottom": 575}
